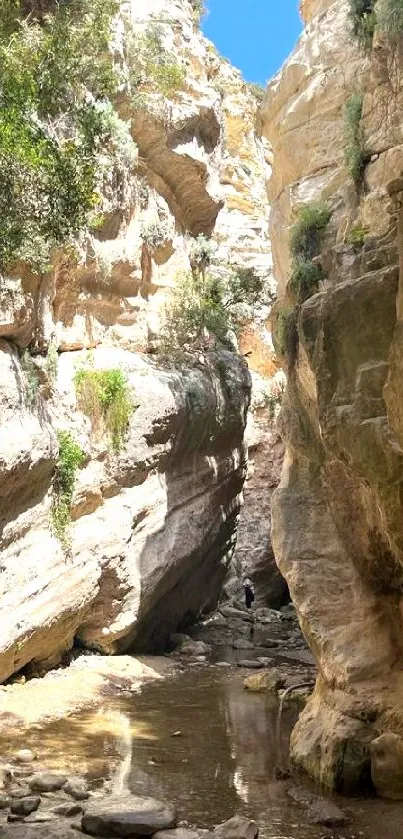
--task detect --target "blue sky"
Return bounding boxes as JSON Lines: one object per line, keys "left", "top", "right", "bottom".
{"left": 202, "top": 0, "right": 302, "bottom": 85}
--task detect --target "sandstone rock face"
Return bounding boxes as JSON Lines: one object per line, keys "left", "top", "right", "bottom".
{"left": 0, "top": 0, "right": 276, "bottom": 681}
{"left": 231, "top": 374, "right": 287, "bottom": 607}
{"left": 262, "top": 0, "right": 403, "bottom": 796}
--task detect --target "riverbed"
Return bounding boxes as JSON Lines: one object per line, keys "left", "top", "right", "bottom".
{"left": 1, "top": 663, "right": 403, "bottom": 838}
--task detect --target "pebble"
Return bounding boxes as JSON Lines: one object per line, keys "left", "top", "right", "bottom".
{"left": 15, "top": 750, "right": 36, "bottom": 764}
{"left": 63, "top": 778, "right": 90, "bottom": 801}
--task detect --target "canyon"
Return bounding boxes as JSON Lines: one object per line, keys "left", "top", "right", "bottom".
{"left": 3, "top": 0, "right": 403, "bottom": 826}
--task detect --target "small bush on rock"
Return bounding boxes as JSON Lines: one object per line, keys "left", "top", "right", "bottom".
{"left": 275, "top": 307, "right": 299, "bottom": 365}
{"left": 141, "top": 219, "right": 169, "bottom": 251}
{"left": 190, "top": 234, "right": 216, "bottom": 275}
{"left": 376, "top": 0, "right": 403, "bottom": 36}
{"left": 347, "top": 224, "right": 369, "bottom": 249}
{"left": 161, "top": 266, "right": 265, "bottom": 356}
{"left": 344, "top": 93, "right": 369, "bottom": 185}
{"left": 74, "top": 366, "right": 134, "bottom": 452}
{"left": 288, "top": 202, "right": 330, "bottom": 303}
{"left": 21, "top": 349, "right": 39, "bottom": 407}
{"left": 290, "top": 202, "right": 331, "bottom": 262}
{"left": 349, "top": 0, "right": 376, "bottom": 48}
{"left": 51, "top": 430, "right": 84, "bottom": 546}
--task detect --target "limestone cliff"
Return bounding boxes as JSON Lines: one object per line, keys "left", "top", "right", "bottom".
{"left": 0, "top": 0, "right": 275, "bottom": 681}
{"left": 262, "top": 0, "right": 403, "bottom": 797}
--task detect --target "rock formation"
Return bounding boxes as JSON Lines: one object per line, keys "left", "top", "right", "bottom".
{"left": 0, "top": 0, "right": 277, "bottom": 681}
{"left": 262, "top": 0, "right": 403, "bottom": 797}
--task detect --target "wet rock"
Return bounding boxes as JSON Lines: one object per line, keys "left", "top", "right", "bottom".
{"left": 306, "top": 798, "right": 349, "bottom": 827}
{"left": 7, "top": 814, "right": 21, "bottom": 823}
{"left": 24, "top": 813, "right": 56, "bottom": 823}
{"left": 274, "top": 767, "right": 291, "bottom": 780}
{"left": 214, "top": 816, "right": 259, "bottom": 839}
{"left": 236, "top": 660, "right": 264, "bottom": 669}
{"left": 286, "top": 786, "right": 316, "bottom": 807}
{"left": 170, "top": 634, "right": 192, "bottom": 648}
{"left": 0, "top": 794, "right": 9, "bottom": 809}
{"left": 81, "top": 794, "right": 177, "bottom": 836}
{"left": 370, "top": 732, "right": 403, "bottom": 799}
{"left": 63, "top": 778, "right": 90, "bottom": 801}
{"left": 154, "top": 829, "right": 211, "bottom": 839}
{"left": 244, "top": 669, "right": 285, "bottom": 691}
{"left": 257, "top": 657, "right": 273, "bottom": 667}
{"left": 10, "top": 797, "right": 41, "bottom": 817}
{"left": 219, "top": 606, "right": 253, "bottom": 623}
{"left": 14, "top": 750, "right": 36, "bottom": 765}
{"left": 52, "top": 802, "right": 84, "bottom": 817}
{"left": 179, "top": 641, "right": 211, "bottom": 657}
{"left": 232, "top": 639, "right": 254, "bottom": 650}
{"left": 29, "top": 772, "right": 68, "bottom": 792}
{"left": 9, "top": 787, "right": 31, "bottom": 799}
{"left": 215, "top": 662, "right": 232, "bottom": 668}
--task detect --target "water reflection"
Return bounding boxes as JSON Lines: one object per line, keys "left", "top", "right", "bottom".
{"left": 0, "top": 666, "right": 402, "bottom": 839}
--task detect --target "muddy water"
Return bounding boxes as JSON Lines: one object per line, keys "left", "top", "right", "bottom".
{"left": 2, "top": 665, "right": 403, "bottom": 838}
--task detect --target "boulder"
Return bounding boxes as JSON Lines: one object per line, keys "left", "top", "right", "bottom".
{"left": 52, "top": 802, "right": 84, "bottom": 817}
{"left": 232, "top": 639, "right": 254, "bottom": 650}
{"left": 371, "top": 733, "right": 403, "bottom": 799}
{"left": 236, "top": 660, "right": 264, "bottom": 669}
{"left": 15, "top": 750, "right": 36, "bottom": 764}
{"left": 10, "top": 797, "right": 41, "bottom": 817}
{"left": 244, "top": 669, "right": 285, "bottom": 691}
{"left": 29, "top": 772, "right": 68, "bottom": 792}
{"left": 214, "top": 816, "right": 259, "bottom": 839}
{"left": 63, "top": 777, "right": 90, "bottom": 801}
{"left": 81, "top": 795, "right": 177, "bottom": 837}
{"left": 179, "top": 641, "right": 211, "bottom": 657}
{"left": 306, "top": 798, "right": 349, "bottom": 827}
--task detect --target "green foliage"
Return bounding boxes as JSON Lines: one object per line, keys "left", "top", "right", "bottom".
{"left": 140, "top": 219, "right": 169, "bottom": 250}
{"left": 0, "top": 0, "right": 125, "bottom": 272}
{"left": 51, "top": 430, "right": 84, "bottom": 546}
{"left": 128, "top": 24, "right": 185, "bottom": 102}
{"left": 20, "top": 349, "right": 39, "bottom": 407}
{"left": 347, "top": 224, "right": 369, "bottom": 249}
{"left": 289, "top": 258, "right": 324, "bottom": 303}
{"left": 74, "top": 366, "right": 134, "bottom": 452}
{"left": 247, "top": 82, "right": 266, "bottom": 104}
{"left": 190, "top": 234, "right": 216, "bottom": 273}
{"left": 376, "top": 0, "right": 403, "bottom": 35}
{"left": 348, "top": 0, "right": 376, "bottom": 48}
{"left": 344, "top": 93, "right": 369, "bottom": 185}
{"left": 162, "top": 267, "right": 266, "bottom": 356}
{"left": 190, "top": 0, "right": 205, "bottom": 22}
{"left": 290, "top": 202, "right": 331, "bottom": 262}
{"left": 275, "top": 307, "right": 299, "bottom": 363}
{"left": 263, "top": 380, "right": 285, "bottom": 420}
{"left": 288, "top": 202, "right": 330, "bottom": 303}
{"left": 46, "top": 340, "right": 59, "bottom": 385}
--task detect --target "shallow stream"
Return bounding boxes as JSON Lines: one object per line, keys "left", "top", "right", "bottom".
{"left": 1, "top": 664, "right": 403, "bottom": 838}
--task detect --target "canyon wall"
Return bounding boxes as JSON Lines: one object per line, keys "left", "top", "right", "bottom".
{"left": 262, "top": 0, "right": 403, "bottom": 797}
{"left": 0, "top": 0, "right": 277, "bottom": 681}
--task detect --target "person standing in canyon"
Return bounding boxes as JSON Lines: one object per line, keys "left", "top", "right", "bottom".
{"left": 243, "top": 577, "right": 255, "bottom": 610}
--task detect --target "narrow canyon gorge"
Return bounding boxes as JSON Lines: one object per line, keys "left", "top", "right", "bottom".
{"left": 2, "top": 0, "right": 403, "bottom": 836}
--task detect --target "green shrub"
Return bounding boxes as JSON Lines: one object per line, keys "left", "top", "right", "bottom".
{"left": 0, "top": 0, "right": 121, "bottom": 272}
{"left": 376, "top": 0, "right": 403, "bottom": 35}
{"left": 347, "top": 224, "right": 369, "bottom": 249}
{"left": 46, "top": 340, "right": 59, "bottom": 385}
{"left": 74, "top": 367, "right": 134, "bottom": 452}
{"left": 128, "top": 24, "right": 185, "bottom": 101}
{"left": 51, "top": 430, "right": 84, "bottom": 546}
{"left": 349, "top": 0, "right": 376, "bottom": 48}
{"left": 161, "top": 266, "right": 266, "bottom": 356}
{"left": 21, "top": 349, "right": 39, "bottom": 407}
{"left": 190, "top": 234, "right": 216, "bottom": 274}
{"left": 290, "top": 202, "right": 332, "bottom": 262}
{"left": 190, "top": 0, "right": 205, "bottom": 22}
{"left": 247, "top": 82, "right": 266, "bottom": 104}
{"left": 140, "top": 219, "right": 169, "bottom": 251}
{"left": 276, "top": 307, "right": 299, "bottom": 363}
{"left": 289, "top": 258, "right": 324, "bottom": 303}
{"left": 344, "top": 93, "right": 369, "bottom": 185}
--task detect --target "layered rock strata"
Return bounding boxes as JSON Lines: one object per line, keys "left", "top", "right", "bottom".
{"left": 0, "top": 0, "right": 277, "bottom": 681}
{"left": 262, "top": 0, "right": 403, "bottom": 796}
